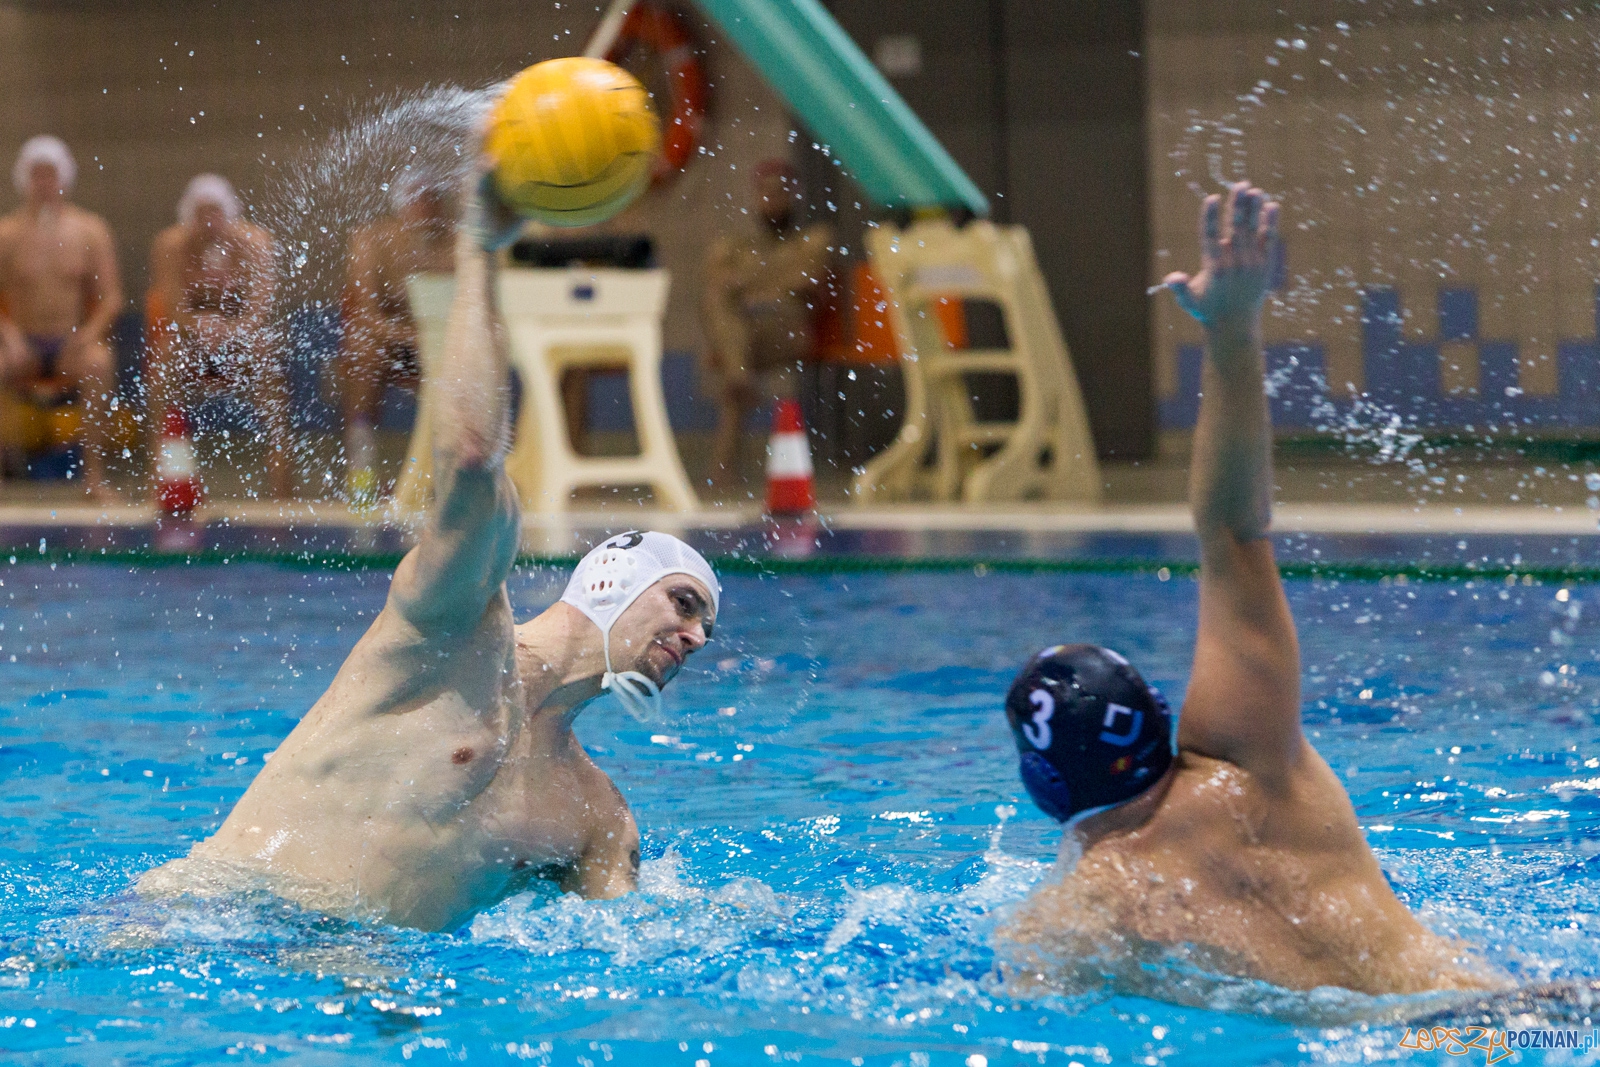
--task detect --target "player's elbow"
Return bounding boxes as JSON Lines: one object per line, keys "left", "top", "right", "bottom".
{"left": 1195, "top": 506, "right": 1271, "bottom": 545}
{"left": 440, "top": 431, "right": 502, "bottom": 474}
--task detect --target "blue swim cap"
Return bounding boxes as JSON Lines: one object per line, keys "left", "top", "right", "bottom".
{"left": 1004, "top": 644, "right": 1174, "bottom": 825}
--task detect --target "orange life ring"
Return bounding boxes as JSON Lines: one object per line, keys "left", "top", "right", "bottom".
{"left": 605, "top": 1, "right": 708, "bottom": 184}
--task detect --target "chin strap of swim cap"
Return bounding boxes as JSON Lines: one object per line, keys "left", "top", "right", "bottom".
{"left": 561, "top": 531, "right": 721, "bottom": 723}
{"left": 599, "top": 633, "right": 663, "bottom": 723}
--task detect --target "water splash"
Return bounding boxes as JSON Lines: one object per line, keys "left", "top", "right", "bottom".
{"left": 257, "top": 84, "right": 495, "bottom": 304}
{"left": 1307, "top": 373, "right": 1429, "bottom": 475}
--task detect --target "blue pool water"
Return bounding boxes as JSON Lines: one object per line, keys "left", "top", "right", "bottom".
{"left": 1, "top": 559, "right": 1598, "bottom": 1065}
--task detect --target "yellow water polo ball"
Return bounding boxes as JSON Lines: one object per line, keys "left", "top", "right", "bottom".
{"left": 483, "top": 57, "right": 660, "bottom": 228}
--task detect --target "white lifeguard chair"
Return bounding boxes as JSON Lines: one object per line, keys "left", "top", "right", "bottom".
{"left": 851, "top": 218, "right": 1101, "bottom": 504}
{"left": 394, "top": 267, "right": 698, "bottom": 516}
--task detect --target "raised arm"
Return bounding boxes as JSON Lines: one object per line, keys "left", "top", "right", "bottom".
{"left": 1162, "top": 183, "right": 1304, "bottom": 783}
{"left": 387, "top": 185, "right": 520, "bottom": 634}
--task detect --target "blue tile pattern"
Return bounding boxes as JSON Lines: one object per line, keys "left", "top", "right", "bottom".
{"left": 1160, "top": 284, "right": 1600, "bottom": 432}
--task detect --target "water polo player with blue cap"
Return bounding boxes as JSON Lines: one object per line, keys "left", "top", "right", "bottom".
{"left": 1005, "top": 644, "right": 1174, "bottom": 828}
{"left": 995, "top": 182, "right": 1498, "bottom": 997}
{"left": 139, "top": 168, "right": 719, "bottom": 930}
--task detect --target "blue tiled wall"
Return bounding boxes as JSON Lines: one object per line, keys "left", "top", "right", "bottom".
{"left": 1160, "top": 284, "right": 1600, "bottom": 432}
{"left": 1160, "top": 341, "right": 1328, "bottom": 430}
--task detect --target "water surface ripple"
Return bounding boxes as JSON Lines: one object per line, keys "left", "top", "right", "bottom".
{"left": 1, "top": 562, "right": 1596, "bottom": 1064}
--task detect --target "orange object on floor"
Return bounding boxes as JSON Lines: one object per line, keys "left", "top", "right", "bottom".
{"left": 764, "top": 398, "right": 814, "bottom": 514}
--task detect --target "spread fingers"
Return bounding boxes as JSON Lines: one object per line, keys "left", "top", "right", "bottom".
{"left": 1200, "top": 194, "right": 1223, "bottom": 265}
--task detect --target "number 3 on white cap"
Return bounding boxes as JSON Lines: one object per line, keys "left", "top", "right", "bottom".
{"left": 1023, "top": 688, "right": 1054, "bottom": 750}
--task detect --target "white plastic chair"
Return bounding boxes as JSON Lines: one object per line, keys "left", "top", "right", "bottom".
{"left": 852, "top": 218, "right": 1101, "bottom": 504}
{"left": 395, "top": 268, "right": 698, "bottom": 517}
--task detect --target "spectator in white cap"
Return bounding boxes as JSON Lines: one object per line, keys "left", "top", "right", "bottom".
{"left": 139, "top": 174, "right": 721, "bottom": 932}
{"left": 146, "top": 172, "right": 290, "bottom": 499}
{"left": 0, "top": 135, "right": 123, "bottom": 498}
{"left": 333, "top": 169, "right": 455, "bottom": 507}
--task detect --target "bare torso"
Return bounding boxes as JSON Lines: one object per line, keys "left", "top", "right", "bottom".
{"left": 0, "top": 204, "right": 114, "bottom": 336}
{"left": 151, "top": 221, "right": 275, "bottom": 332}
{"left": 1000, "top": 748, "right": 1491, "bottom": 996}
{"left": 348, "top": 216, "right": 454, "bottom": 346}
{"left": 139, "top": 591, "right": 636, "bottom": 931}
{"left": 140, "top": 184, "right": 658, "bottom": 930}
{"left": 995, "top": 182, "right": 1503, "bottom": 1002}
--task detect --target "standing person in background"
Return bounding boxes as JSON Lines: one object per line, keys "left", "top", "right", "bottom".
{"left": 334, "top": 177, "right": 455, "bottom": 507}
{"left": 146, "top": 174, "right": 288, "bottom": 500}
{"left": 0, "top": 135, "right": 123, "bottom": 499}
{"left": 699, "top": 160, "right": 833, "bottom": 488}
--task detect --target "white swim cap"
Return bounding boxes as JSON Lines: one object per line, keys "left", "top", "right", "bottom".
{"left": 560, "top": 531, "right": 720, "bottom": 721}
{"left": 13, "top": 135, "right": 76, "bottom": 195}
{"left": 178, "top": 173, "right": 241, "bottom": 226}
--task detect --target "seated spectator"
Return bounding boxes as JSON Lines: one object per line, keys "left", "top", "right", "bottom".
{"left": 0, "top": 135, "right": 123, "bottom": 499}
{"left": 700, "top": 160, "right": 834, "bottom": 487}
{"left": 146, "top": 174, "right": 287, "bottom": 499}
{"left": 334, "top": 176, "right": 454, "bottom": 506}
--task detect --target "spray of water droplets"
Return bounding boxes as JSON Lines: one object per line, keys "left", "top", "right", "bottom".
{"left": 1154, "top": 8, "right": 1600, "bottom": 490}
{"left": 257, "top": 84, "right": 496, "bottom": 303}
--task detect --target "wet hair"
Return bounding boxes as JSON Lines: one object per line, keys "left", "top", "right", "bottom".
{"left": 1004, "top": 644, "right": 1175, "bottom": 826}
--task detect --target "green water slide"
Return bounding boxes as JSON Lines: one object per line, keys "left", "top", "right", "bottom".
{"left": 692, "top": 0, "right": 989, "bottom": 217}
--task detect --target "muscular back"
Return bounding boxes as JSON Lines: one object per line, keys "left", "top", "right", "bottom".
{"left": 1002, "top": 746, "right": 1485, "bottom": 995}
{"left": 1000, "top": 185, "right": 1497, "bottom": 999}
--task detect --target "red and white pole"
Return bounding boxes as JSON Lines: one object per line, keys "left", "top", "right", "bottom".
{"left": 155, "top": 408, "right": 203, "bottom": 518}
{"left": 764, "top": 398, "right": 815, "bottom": 514}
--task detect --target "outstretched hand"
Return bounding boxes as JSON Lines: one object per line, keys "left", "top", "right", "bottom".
{"left": 1163, "top": 182, "right": 1282, "bottom": 333}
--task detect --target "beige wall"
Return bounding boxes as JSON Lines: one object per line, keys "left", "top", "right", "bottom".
{"left": 1147, "top": 1, "right": 1600, "bottom": 410}
{"left": 0, "top": 0, "right": 796, "bottom": 353}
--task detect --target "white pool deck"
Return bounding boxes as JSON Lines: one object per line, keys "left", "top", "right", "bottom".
{"left": 0, "top": 499, "right": 1597, "bottom": 539}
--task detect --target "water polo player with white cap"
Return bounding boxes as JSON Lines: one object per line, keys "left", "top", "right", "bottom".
{"left": 560, "top": 531, "right": 720, "bottom": 720}
{"left": 139, "top": 168, "right": 719, "bottom": 930}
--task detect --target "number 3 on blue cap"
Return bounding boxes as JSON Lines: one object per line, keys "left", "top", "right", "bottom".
{"left": 1023, "top": 689, "right": 1054, "bottom": 749}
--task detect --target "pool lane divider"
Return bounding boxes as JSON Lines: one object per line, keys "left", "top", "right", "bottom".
{"left": 9, "top": 545, "right": 1600, "bottom": 585}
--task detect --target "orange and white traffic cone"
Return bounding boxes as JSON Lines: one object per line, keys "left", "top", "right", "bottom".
{"left": 155, "top": 408, "right": 203, "bottom": 518}
{"left": 765, "top": 398, "right": 815, "bottom": 514}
